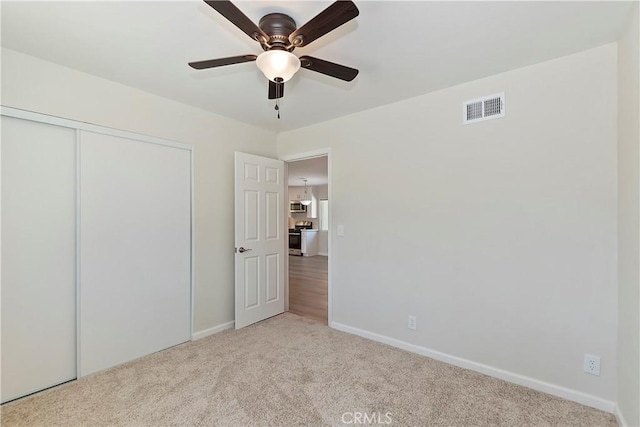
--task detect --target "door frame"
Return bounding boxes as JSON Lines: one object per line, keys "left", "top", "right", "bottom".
{"left": 280, "top": 148, "right": 332, "bottom": 325}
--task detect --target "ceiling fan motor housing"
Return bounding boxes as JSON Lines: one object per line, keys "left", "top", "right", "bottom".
{"left": 258, "top": 13, "right": 298, "bottom": 51}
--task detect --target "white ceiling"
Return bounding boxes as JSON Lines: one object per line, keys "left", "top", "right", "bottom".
{"left": 287, "top": 156, "right": 328, "bottom": 186}
{"left": 1, "top": 1, "right": 633, "bottom": 133}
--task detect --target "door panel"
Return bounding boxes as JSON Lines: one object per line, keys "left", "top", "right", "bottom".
{"left": 265, "top": 192, "right": 279, "bottom": 239}
{"left": 245, "top": 191, "right": 259, "bottom": 240}
{"left": 235, "top": 152, "right": 285, "bottom": 329}
{"left": 244, "top": 256, "right": 260, "bottom": 309}
{"left": 266, "top": 254, "right": 280, "bottom": 302}
{"left": 79, "top": 131, "right": 191, "bottom": 376}
{"left": 1, "top": 116, "right": 77, "bottom": 402}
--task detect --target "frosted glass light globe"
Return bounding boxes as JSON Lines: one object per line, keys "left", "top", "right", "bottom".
{"left": 256, "top": 50, "right": 301, "bottom": 82}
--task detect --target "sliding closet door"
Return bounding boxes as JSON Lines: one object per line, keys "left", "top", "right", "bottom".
{"left": 79, "top": 131, "right": 191, "bottom": 376}
{"left": 1, "top": 116, "right": 77, "bottom": 402}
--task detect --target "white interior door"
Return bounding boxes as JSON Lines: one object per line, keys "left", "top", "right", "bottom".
{"left": 234, "top": 152, "right": 285, "bottom": 329}
{"left": 79, "top": 131, "right": 191, "bottom": 376}
{"left": 1, "top": 116, "right": 77, "bottom": 402}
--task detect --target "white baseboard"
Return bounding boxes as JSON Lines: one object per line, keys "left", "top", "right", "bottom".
{"left": 318, "top": 252, "right": 328, "bottom": 256}
{"left": 192, "top": 320, "right": 235, "bottom": 340}
{"left": 615, "top": 405, "right": 629, "bottom": 427}
{"left": 330, "top": 321, "right": 616, "bottom": 414}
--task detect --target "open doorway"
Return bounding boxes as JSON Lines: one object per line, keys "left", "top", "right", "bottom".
{"left": 285, "top": 155, "right": 329, "bottom": 324}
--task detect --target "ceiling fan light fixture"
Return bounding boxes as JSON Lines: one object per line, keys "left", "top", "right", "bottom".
{"left": 256, "top": 50, "right": 301, "bottom": 83}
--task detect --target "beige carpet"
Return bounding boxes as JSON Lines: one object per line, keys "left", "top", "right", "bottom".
{"left": 1, "top": 313, "right": 616, "bottom": 426}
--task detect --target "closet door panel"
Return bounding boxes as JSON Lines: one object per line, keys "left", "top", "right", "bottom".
{"left": 1, "top": 116, "right": 77, "bottom": 402}
{"left": 79, "top": 131, "right": 191, "bottom": 376}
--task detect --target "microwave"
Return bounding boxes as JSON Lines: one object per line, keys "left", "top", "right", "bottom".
{"left": 290, "top": 202, "right": 307, "bottom": 213}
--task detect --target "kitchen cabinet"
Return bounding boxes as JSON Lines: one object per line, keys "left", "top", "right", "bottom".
{"left": 301, "top": 230, "right": 319, "bottom": 256}
{"left": 289, "top": 186, "right": 317, "bottom": 218}
{"left": 289, "top": 186, "right": 306, "bottom": 202}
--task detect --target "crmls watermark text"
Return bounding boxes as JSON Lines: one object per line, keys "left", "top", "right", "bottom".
{"left": 341, "top": 412, "right": 393, "bottom": 425}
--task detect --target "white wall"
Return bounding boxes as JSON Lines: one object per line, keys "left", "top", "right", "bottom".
{"left": 278, "top": 45, "right": 618, "bottom": 406}
{"left": 1, "top": 48, "right": 278, "bottom": 334}
{"left": 617, "top": 4, "right": 640, "bottom": 426}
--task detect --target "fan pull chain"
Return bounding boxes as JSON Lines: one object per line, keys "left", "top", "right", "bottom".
{"left": 275, "top": 99, "right": 280, "bottom": 119}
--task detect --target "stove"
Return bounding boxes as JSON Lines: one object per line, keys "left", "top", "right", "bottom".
{"left": 289, "top": 221, "right": 312, "bottom": 255}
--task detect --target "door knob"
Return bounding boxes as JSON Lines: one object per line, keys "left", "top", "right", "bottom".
{"left": 238, "top": 247, "right": 252, "bottom": 253}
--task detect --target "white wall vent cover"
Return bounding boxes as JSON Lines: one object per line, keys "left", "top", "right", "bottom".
{"left": 463, "top": 93, "right": 505, "bottom": 124}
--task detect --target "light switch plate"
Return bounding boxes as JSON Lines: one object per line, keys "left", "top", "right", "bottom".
{"left": 337, "top": 225, "right": 344, "bottom": 236}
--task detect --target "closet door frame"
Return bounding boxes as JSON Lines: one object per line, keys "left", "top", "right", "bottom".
{"left": 0, "top": 106, "right": 195, "bottom": 380}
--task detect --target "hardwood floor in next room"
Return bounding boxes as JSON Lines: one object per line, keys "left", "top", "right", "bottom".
{"left": 288, "top": 255, "right": 328, "bottom": 324}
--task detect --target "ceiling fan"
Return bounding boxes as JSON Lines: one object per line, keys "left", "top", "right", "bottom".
{"left": 189, "top": 0, "right": 360, "bottom": 103}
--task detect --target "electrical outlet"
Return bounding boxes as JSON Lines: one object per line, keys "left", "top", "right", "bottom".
{"left": 584, "top": 354, "right": 601, "bottom": 376}
{"left": 407, "top": 315, "right": 417, "bottom": 331}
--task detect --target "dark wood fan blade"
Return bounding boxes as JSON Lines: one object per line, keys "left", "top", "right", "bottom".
{"left": 299, "top": 56, "right": 358, "bottom": 81}
{"left": 288, "top": 1, "right": 359, "bottom": 48}
{"left": 188, "top": 54, "right": 257, "bottom": 70}
{"left": 268, "top": 80, "right": 285, "bottom": 99}
{"left": 203, "top": 1, "right": 268, "bottom": 43}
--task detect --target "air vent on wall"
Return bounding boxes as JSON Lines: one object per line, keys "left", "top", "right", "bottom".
{"left": 463, "top": 93, "right": 505, "bottom": 124}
